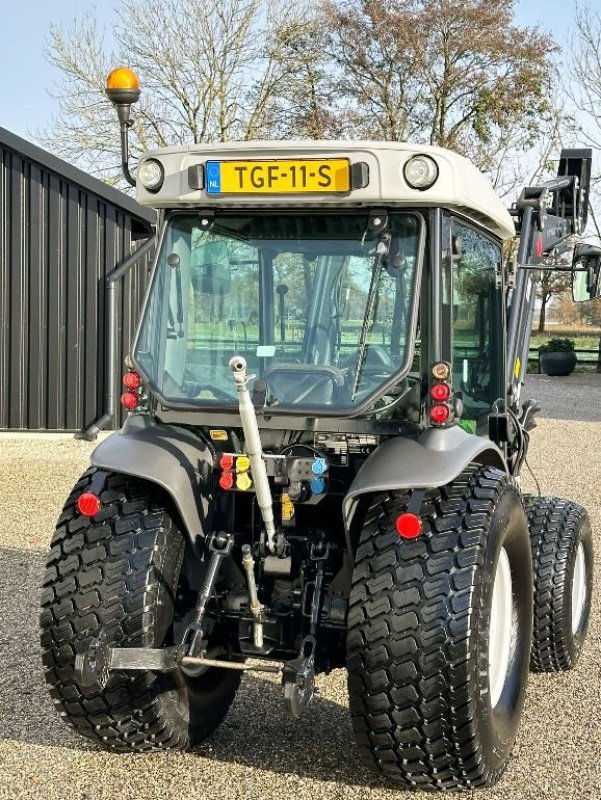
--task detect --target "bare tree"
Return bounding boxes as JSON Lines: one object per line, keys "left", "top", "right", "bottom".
{"left": 37, "top": 0, "right": 315, "bottom": 183}
{"left": 268, "top": 15, "right": 343, "bottom": 139}
{"left": 570, "top": 3, "right": 601, "bottom": 163}
{"left": 38, "top": 0, "right": 563, "bottom": 200}
{"left": 321, "top": 0, "right": 558, "bottom": 192}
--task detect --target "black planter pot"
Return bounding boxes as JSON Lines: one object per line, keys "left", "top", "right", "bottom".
{"left": 539, "top": 350, "right": 577, "bottom": 376}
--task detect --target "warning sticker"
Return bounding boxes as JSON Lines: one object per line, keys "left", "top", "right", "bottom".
{"left": 281, "top": 493, "right": 295, "bottom": 521}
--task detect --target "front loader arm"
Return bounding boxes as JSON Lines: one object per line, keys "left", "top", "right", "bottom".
{"left": 506, "top": 148, "right": 592, "bottom": 408}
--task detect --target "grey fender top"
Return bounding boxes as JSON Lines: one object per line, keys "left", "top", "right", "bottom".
{"left": 91, "top": 416, "right": 213, "bottom": 545}
{"left": 342, "top": 425, "right": 506, "bottom": 524}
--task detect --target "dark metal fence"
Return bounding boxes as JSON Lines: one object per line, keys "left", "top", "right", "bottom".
{"left": 0, "top": 127, "right": 155, "bottom": 431}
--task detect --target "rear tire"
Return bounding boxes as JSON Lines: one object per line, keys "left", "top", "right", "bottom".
{"left": 40, "top": 470, "right": 240, "bottom": 751}
{"left": 524, "top": 495, "right": 593, "bottom": 672}
{"left": 346, "top": 465, "right": 532, "bottom": 790}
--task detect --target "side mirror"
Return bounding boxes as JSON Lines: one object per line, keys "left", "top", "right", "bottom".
{"left": 105, "top": 67, "right": 141, "bottom": 187}
{"left": 572, "top": 243, "right": 601, "bottom": 301}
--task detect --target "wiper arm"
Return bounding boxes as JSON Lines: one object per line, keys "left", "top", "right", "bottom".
{"left": 351, "top": 233, "right": 391, "bottom": 400}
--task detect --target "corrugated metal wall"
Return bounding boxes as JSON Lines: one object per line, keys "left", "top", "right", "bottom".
{"left": 0, "top": 129, "right": 154, "bottom": 431}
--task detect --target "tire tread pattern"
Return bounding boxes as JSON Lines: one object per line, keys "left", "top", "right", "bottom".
{"left": 41, "top": 470, "right": 191, "bottom": 751}
{"left": 524, "top": 495, "right": 591, "bottom": 672}
{"left": 347, "top": 464, "right": 519, "bottom": 791}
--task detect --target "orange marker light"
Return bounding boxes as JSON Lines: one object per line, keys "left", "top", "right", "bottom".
{"left": 432, "top": 362, "right": 450, "bottom": 381}
{"left": 106, "top": 67, "right": 140, "bottom": 91}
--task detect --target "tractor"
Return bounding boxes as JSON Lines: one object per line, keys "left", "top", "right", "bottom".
{"left": 40, "top": 67, "right": 597, "bottom": 790}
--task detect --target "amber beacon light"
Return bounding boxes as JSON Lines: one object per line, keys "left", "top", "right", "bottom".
{"left": 105, "top": 67, "right": 141, "bottom": 187}
{"left": 106, "top": 67, "right": 140, "bottom": 104}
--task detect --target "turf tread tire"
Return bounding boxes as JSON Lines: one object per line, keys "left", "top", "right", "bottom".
{"left": 524, "top": 495, "right": 593, "bottom": 672}
{"left": 347, "top": 464, "right": 532, "bottom": 791}
{"left": 40, "top": 469, "right": 240, "bottom": 751}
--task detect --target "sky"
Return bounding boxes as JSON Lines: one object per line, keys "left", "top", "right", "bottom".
{"left": 0, "top": 0, "right": 583, "bottom": 141}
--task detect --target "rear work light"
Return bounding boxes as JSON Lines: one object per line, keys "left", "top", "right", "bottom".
{"left": 403, "top": 155, "right": 439, "bottom": 190}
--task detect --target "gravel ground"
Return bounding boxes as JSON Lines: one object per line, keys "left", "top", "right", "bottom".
{"left": 1, "top": 380, "right": 600, "bottom": 800}
{"left": 524, "top": 374, "right": 601, "bottom": 422}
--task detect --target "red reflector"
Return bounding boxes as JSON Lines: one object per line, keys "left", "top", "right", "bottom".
{"left": 219, "top": 471, "right": 234, "bottom": 490}
{"left": 395, "top": 512, "right": 423, "bottom": 539}
{"left": 219, "top": 453, "right": 235, "bottom": 470}
{"left": 431, "top": 383, "right": 451, "bottom": 402}
{"left": 123, "top": 371, "right": 142, "bottom": 389}
{"left": 535, "top": 233, "right": 543, "bottom": 259}
{"left": 77, "top": 492, "right": 101, "bottom": 517}
{"left": 120, "top": 391, "right": 139, "bottom": 409}
{"left": 430, "top": 404, "right": 450, "bottom": 424}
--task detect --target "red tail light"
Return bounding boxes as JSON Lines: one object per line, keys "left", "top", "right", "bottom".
{"left": 120, "top": 391, "right": 139, "bottom": 410}
{"left": 123, "top": 371, "right": 142, "bottom": 389}
{"left": 77, "top": 492, "right": 101, "bottom": 517}
{"left": 430, "top": 404, "right": 450, "bottom": 424}
{"left": 431, "top": 383, "right": 451, "bottom": 402}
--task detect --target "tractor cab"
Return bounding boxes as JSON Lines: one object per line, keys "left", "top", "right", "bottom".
{"left": 131, "top": 139, "right": 516, "bottom": 442}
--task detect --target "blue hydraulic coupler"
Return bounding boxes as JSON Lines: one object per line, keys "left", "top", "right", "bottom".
{"left": 310, "top": 477, "right": 326, "bottom": 495}
{"left": 311, "top": 457, "right": 328, "bottom": 475}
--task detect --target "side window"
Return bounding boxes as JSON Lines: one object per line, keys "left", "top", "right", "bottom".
{"left": 451, "top": 220, "right": 503, "bottom": 428}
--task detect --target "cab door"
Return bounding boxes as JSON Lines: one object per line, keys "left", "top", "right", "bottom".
{"left": 445, "top": 217, "right": 505, "bottom": 433}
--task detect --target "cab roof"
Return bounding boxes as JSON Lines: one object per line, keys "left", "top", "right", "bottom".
{"left": 136, "top": 140, "right": 516, "bottom": 241}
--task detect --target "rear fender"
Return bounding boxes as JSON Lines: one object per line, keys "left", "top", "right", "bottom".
{"left": 342, "top": 425, "right": 506, "bottom": 554}
{"left": 91, "top": 416, "right": 213, "bottom": 549}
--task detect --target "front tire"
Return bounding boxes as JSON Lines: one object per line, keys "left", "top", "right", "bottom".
{"left": 40, "top": 470, "right": 240, "bottom": 751}
{"left": 524, "top": 496, "right": 593, "bottom": 672}
{"left": 346, "top": 465, "right": 533, "bottom": 791}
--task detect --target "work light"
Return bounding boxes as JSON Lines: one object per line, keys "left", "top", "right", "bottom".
{"left": 138, "top": 158, "right": 164, "bottom": 192}
{"left": 404, "top": 155, "right": 439, "bottom": 190}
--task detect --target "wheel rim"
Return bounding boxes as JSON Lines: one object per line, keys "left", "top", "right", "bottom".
{"left": 571, "top": 542, "right": 587, "bottom": 635}
{"left": 488, "top": 547, "right": 513, "bottom": 708}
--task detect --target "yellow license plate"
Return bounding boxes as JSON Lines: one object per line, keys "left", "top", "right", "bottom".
{"left": 205, "top": 158, "right": 351, "bottom": 194}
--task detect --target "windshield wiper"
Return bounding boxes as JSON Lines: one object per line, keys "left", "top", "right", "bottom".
{"left": 351, "top": 232, "right": 391, "bottom": 401}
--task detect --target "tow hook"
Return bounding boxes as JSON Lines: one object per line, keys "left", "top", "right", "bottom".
{"left": 75, "top": 634, "right": 282, "bottom": 694}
